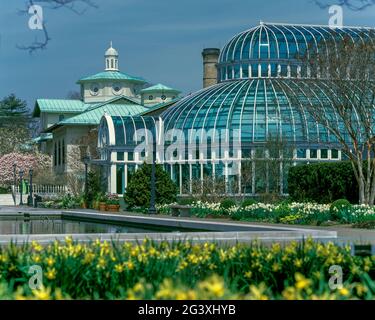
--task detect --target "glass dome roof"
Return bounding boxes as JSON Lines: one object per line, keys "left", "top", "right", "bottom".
{"left": 218, "top": 23, "right": 375, "bottom": 81}
{"left": 160, "top": 78, "right": 353, "bottom": 146}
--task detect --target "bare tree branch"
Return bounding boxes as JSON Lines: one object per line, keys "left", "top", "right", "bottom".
{"left": 278, "top": 32, "right": 375, "bottom": 204}
{"left": 313, "top": 0, "right": 375, "bottom": 11}
{"left": 17, "top": 0, "right": 97, "bottom": 54}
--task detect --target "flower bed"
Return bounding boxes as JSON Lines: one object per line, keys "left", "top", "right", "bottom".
{"left": 156, "top": 201, "right": 375, "bottom": 226}
{"left": 0, "top": 238, "right": 374, "bottom": 300}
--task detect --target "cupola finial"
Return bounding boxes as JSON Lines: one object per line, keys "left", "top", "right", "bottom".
{"left": 105, "top": 42, "right": 119, "bottom": 71}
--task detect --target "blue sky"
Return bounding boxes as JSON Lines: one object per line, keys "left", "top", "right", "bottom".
{"left": 1, "top": 0, "right": 375, "bottom": 109}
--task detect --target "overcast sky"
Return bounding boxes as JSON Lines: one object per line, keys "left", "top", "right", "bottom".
{"left": 1, "top": 0, "right": 375, "bottom": 109}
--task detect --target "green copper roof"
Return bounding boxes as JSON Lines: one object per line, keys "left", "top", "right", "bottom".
{"left": 59, "top": 104, "right": 147, "bottom": 126}
{"left": 141, "top": 98, "right": 181, "bottom": 116}
{"left": 77, "top": 71, "right": 146, "bottom": 84}
{"left": 140, "top": 83, "right": 181, "bottom": 94}
{"left": 85, "top": 96, "right": 141, "bottom": 111}
{"left": 33, "top": 99, "right": 86, "bottom": 116}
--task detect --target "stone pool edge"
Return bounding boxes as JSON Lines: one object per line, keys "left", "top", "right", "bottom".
{"left": 0, "top": 210, "right": 337, "bottom": 244}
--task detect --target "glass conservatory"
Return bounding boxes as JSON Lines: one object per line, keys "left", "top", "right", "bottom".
{"left": 98, "top": 22, "right": 375, "bottom": 196}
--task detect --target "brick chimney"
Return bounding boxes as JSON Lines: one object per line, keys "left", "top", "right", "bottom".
{"left": 202, "top": 48, "right": 220, "bottom": 88}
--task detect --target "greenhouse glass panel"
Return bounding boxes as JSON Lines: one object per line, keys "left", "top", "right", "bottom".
{"left": 310, "top": 149, "right": 318, "bottom": 159}
{"left": 280, "top": 65, "right": 288, "bottom": 77}
{"left": 261, "top": 64, "right": 268, "bottom": 77}
{"left": 227, "top": 173, "right": 239, "bottom": 194}
{"left": 172, "top": 164, "right": 180, "bottom": 186}
{"left": 268, "top": 160, "right": 281, "bottom": 193}
{"left": 234, "top": 65, "right": 241, "bottom": 78}
{"left": 321, "top": 149, "right": 328, "bottom": 159}
{"left": 203, "top": 163, "right": 213, "bottom": 177}
{"left": 251, "top": 64, "right": 258, "bottom": 77}
{"left": 331, "top": 149, "right": 339, "bottom": 159}
{"left": 181, "top": 164, "right": 190, "bottom": 192}
{"left": 242, "top": 64, "right": 249, "bottom": 78}
{"left": 127, "top": 152, "right": 134, "bottom": 161}
{"left": 241, "top": 160, "right": 253, "bottom": 194}
{"left": 254, "top": 159, "right": 267, "bottom": 194}
{"left": 297, "top": 149, "right": 307, "bottom": 159}
{"left": 117, "top": 152, "right": 124, "bottom": 161}
{"left": 192, "top": 163, "right": 200, "bottom": 180}
{"left": 228, "top": 66, "right": 233, "bottom": 79}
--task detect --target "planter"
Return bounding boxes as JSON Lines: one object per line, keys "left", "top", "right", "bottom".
{"left": 99, "top": 202, "right": 107, "bottom": 211}
{"left": 106, "top": 204, "right": 120, "bottom": 212}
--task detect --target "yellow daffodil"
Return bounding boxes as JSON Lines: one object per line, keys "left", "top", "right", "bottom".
{"left": 114, "top": 264, "right": 124, "bottom": 273}
{"left": 97, "top": 257, "right": 107, "bottom": 269}
{"left": 45, "top": 256, "right": 55, "bottom": 267}
{"left": 295, "top": 273, "right": 311, "bottom": 290}
{"left": 32, "top": 286, "right": 51, "bottom": 300}
{"left": 46, "top": 268, "right": 57, "bottom": 280}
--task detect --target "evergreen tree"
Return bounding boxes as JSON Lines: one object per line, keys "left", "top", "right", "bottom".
{"left": 125, "top": 163, "right": 178, "bottom": 209}
{"left": 0, "top": 95, "right": 31, "bottom": 156}
{"left": 0, "top": 94, "right": 30, "bottom": 128}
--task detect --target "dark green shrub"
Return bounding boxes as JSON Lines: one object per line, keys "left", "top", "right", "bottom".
{"left": 330, "top": 199, "right": 352, "bottom": 221}
{"left": 330, "top": 199, "right": 351, "bottom": 213}
{"left": 0, "top": 186, "right": 10, "bottom": 194}
{"left": 124, "top": 163, "right": 178, "bottom": 209}
{"left": 288, "top": 162, "right": 358, "bottom": 203}
{"left": 61, "top": 194, "right": 80, "bottom": 209}
{"left": 220, "top": 199, "right": 236, "bottom": 210}
{"left": 241, "top": 199, "right": 257, "bottom": 208}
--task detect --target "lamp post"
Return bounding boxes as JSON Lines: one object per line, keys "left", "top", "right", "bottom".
{"left": 27, "top": 169, "right": 33, "bottom": 206}
{"left": 83, "top": 155, "right": 91, "bottom": 200}
{"left": 13, "top": 163, "right": 17, "bottom": 205}
{"left": 19, "top": 170, "right": 24, "bottom": 206}
{"left": 148, "top": 123, "right": 157, "bottom": 215}
{"left": 13, "top": 163, "right": 17, "bottom": 188}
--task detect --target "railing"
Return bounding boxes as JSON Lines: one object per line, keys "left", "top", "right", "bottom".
{"left": 13, "top": 184, "right": 67, "bottom": 195}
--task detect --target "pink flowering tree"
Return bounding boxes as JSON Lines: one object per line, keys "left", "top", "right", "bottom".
{"left": 0, "top": 152, "right": 52, "bottom": 186}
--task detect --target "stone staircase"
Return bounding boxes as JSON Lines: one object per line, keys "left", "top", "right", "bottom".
{"left": 0, "top": 194, "right": 15, "bottom": 206}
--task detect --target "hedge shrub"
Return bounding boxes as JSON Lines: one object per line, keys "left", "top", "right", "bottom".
{"left": 330, "top": 199, "right": 352, "bottom": 213}
{"left": 124, "top": 163, "right": 178, "bottom": 209}
{"left": 220, "top": 199, "right": 236, "bottom": 210}
{"left": 241, "top": 199, "right": 257, "bottom": 208}
{"left": 288, "top": 161, "right": 358, "bottom": 203}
